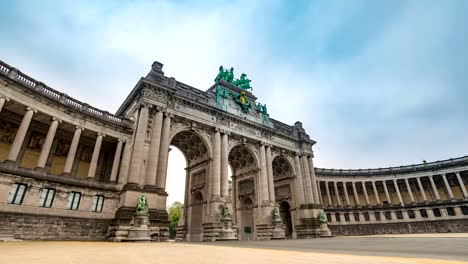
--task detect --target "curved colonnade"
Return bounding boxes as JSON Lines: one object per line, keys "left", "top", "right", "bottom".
{"left": 315, "top": 158, "right": 468, "bottom": 235}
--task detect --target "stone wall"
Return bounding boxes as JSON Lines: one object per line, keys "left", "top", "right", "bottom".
{"left": 0, "top": 212, "right": 111, "bottom": 240}
{"left": 329, "top": 219, "right": 468, "bottom": 236}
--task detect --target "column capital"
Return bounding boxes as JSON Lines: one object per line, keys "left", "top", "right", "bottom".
{"left": 51, "top": 117, "right": 62, "bottom": 123}
{"left": 455, "top": 171, "right": 461, "bottom": 176}
{"left": 213, "top": 127, "right": 221, "bottom": 133}
{"left": 0, "top": 95, "right": 10, "bottom": 101}
{"left": 117, "top": 138, "right": 126, "bottom": 143}
{"left": 163, "top": 112, "right": 174, "bottom": 118}
{"left": 26, "top": 106, "right": 38, "bottom": 113}
{"left": 293, "top": 151, "right": 302, "bottom": 157}
{"left": 75, "top": 125, "right": 85, "bottom": 131}
{"left": 441, "top": 173, "right": 447, "bottom": 177}
{"left": 97, "top": 132, "right": 106, "bottom": 137}
{"left": 140, "top": 101, "right": 151, "bottom": 108}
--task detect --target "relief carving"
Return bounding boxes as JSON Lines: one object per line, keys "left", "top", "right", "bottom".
{"left": 0, "top": 121, "right": 18, "bottom": 144}
{"left": 55, "top": 139, "right": 70, "bottom": 156}
{"left": 27, "top": 132, "right": 46, "bottom": 151}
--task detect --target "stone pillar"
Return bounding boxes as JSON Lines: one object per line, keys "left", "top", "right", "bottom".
{"left": 352, "top": 182, "right": 360, "bottom": 206}
{"left": 333, "top": 181, "right": 341, "bottom": 206}
{"left": 325, "top": 181, "right": 332, "bottom": 206}
{"left": 416, "top": 177, "right": 428, "bottom": 202}
{"left": 428, "top": 176, "right": 441, "bottom": 201}
{"left": 221, "top": 132, "right": 229, "bottom": 197}
{"left": 118, "top": 140, "right": 132, "bottom": 184}
{"left": 266, "top": 145, "right": 275, "bottom": 202}
{"left": 371, "top": 181, "right": 381, "bottom": 205}
{"left": 362, "top": 182, "right": 370, "bottom": 205}
{"left": 110, "top": 139, "right": 124, "bottom": 182}
{"left": 259, "top": 143, "right": 269, "bottom": 202}
{"left": 317, "top": 181, "right": 323, "bottom": 205}
{"left": 442, "top": 174, "right": 454, "bottom": 200}
{"left": 342, "top": 182, "right": 350, "bottom": 206}
{"left": 293, "top": 153, "right": 305, "bottom": 205}
{"left": 393, "top": 179, "right": 404, "bottom": 206}
{"left": 211, "top": 129, "right": 221, "bottom": 198}
{"left": 301, "top": 155, "right": 314, "bottom": 204}
{"left": 404, "top": 178, "right": 415, "bottom": 203}
{"left": 63, "top": 126, "right": 83, "bottom": 174}
{"left": 128, "top": 105, "right": 149, "bottom": 185}
{"left": 36, "top": 117, "right": 61, "bottom": 168}
{"left": 145, "top": 109, "right": 163, "bottom": 188}
{"left": 307, "top": 156, "right": 320, "bottom": 203}
{"left": 6, "top": 107, "right": 37, "bottom": 162}
{"left": 87, "top": 133, "right": 104, "bottom": 178}
{"left": 382, "top": 181, "right": 391, "bottom": 204}
{"left": 0, "top": 95, "right": 10, "bottom": 112}
{"left": 156, "top": 113, "right": 172, "bottom": 189}
{"left": 455, "top": 172, "right": 468, "bottom": 198}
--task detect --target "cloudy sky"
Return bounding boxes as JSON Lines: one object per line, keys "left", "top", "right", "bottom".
{"left": 1, "top": 1, "right": 467, "bottom": 205}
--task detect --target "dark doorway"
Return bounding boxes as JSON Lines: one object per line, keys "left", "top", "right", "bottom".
{"left": 279, "top": 201, "right": 292, "bottom": 238}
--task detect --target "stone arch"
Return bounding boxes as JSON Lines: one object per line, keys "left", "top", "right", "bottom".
{"left": 169, "top": 129, "right": 211, "bottom": 165}
{"left": 228, "top": 143, "right": 259, "bottom": 175}
{"left": 272, "top": 155, "right": 294, "bottom": 180}
{"left": 169, "top": 127, "right": 212, "bottom": 161}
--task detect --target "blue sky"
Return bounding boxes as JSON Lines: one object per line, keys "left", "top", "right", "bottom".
{"left": 1, "top": 0, "right": 468, "bottom": 171}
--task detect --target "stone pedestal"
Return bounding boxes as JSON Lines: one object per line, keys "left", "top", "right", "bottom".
{"left": 319, "top": 223, "right": 332, "bottom": 237}
{"left": 271, "top": 219, "right": 286, "bottom": 239}
{"left": 123, "top": 212, "right": 152, "bottom": 242}
{"left": 218, "top": 216, "right": 238, "bottom": 241}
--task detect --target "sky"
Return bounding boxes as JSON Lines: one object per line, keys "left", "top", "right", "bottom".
{"left": 1, "top": 1, "right": 467, "bottom": 206}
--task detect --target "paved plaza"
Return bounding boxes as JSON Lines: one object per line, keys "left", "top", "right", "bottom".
{"left": 0, "top": 235, "right": 467, "bottom": 264}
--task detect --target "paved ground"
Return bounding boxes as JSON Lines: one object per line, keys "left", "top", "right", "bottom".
{"left": 0, "top": 235, "right": 467, "bottom": 264}
{"left": 202, "top": 235, "right": 468, "bottom": 262}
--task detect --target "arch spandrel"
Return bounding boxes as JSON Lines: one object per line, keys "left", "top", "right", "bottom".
{"left": 272, "top": 155, "right": 295, "bottom": 180}
{"left": 228, "top": 143, "right": 260, "bottom": 175}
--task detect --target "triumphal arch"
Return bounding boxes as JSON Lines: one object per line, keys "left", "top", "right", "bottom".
{"left": 0, "top": 60, "right": 329, "bottom": 241}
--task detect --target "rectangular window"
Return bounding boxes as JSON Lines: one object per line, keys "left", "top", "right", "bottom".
{"left": 374, "top": 212, "right": 381, "bottom": 221}
{"left": 67, "top": 192, "right": 81, "bottom": 210}
{"left": 39, "top": 188, "right": 55, "bottom": 208}
{"left": 91, "top": 195, "right": 105, "bottom": 212}
{"left": 7, "top": 183, "right": 27, "bottom": 205}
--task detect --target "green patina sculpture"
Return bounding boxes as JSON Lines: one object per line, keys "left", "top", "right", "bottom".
{"left": 221, "top": 205, "right": 231, "bottom": 218}
{"left": 233, "top": 73, "right": 252, "bottom": 91}
{"left": 272, "top": 207, "right": 281, "bottom": 222}
{"left": 136, "top": 195, "right": 149, "bottom": 213}
{"left": 317, "top": 209, "right": 327, "bottom": 224}
{"left": 214, "top": 66, "right": 255, "bottom": 113}
{"left": 233, "top": 90, "right": 252, "bottom": 113}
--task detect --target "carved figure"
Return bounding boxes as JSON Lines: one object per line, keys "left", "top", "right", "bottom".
{"left": 317, "top": 209, "right": 327, "bottom": 223}
{"left": 233, "top": 73, "right": 252, "bottom": 91}
{"left": 215, "top": 85, "right": 221, "bottom": 103}
{"left": 214, "top": 66, "right": 227, "bottom": 82}
{"left": 136, "top": 195, "right": 149, "bottom": 213}
{"left": 226, "top": 67, "right": 234, "bottom": 83}
{"left": 221, "top": 204, "right": 231, "bottom": 218}
{"left": 272, "top": 207, "right": 281, "bottom": 222}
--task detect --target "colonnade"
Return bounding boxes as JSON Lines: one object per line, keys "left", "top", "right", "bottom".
{"left": 0, "top": 95, "right": 126, "bottom": 181}
{"left": 319, "top": 173, "right": 468, "bottom": 208}
{"left": 293, "top": 152, "right": 319, "bottom": 206}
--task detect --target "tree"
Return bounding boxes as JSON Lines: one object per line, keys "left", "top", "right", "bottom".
{"left": 168, "top": 201, "right": 182, "bottom": 239}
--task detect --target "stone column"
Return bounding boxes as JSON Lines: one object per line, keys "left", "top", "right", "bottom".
{"left": 362, "top": 182, "right": 370, "bottom": 205}
{"left": 393, "top": 179, "right": 404, "bottom": 206}
{"left": 342, "top": 182, "right": 350, "bottom": 206}
{"left": 128, "top": 105, "right": 149, "bottom": 185}
{"left": 36, "top": 117, "right": 61, "bottom": 168}
{"left": 117, "top": 140, "right": 132, "bottom": 184}
{"left": 301, "top": 155, "right": 314, "bottom": 204}
{"left": 259, "top": 143, "right": 269, "bottom": 202}
{"left": 145, "top": 109, "right": 163, "bottom": 188}
{"left": 0, "top": 95, "right": 10, "bottom": 112}
{"left": 352, "top": 182, "right": 360, "bottom": 206}
{"left": 371, "top": 181, "right": 381, "bottom": 205}
{"left": 87, "top": 133, "right": 104, "bottom": 178}
{"left": 325, "top": 181, "right": 332, "bottom": 206}
{"left": 307, "top": 156, "right": 320, "bottom": 203}
{"left": 428, "top": 176, "right": 441, "bottom": 201}
{"left": 6, "top": 107, "right": 37, "bottom": 162}
{"left": 333, "top": 181, "right": 341, "bottom": 206}
{"left": 221, "top": 132, "right": 229, "bottom": 197}
{"left": 382, "top": 181, "right": 391, "bottom": 204}
{"left": 63, "top": 126, "right": 83, "bottom": 174}
{"left": 416, "top": 177, "right": 428, "bottom": 202}
{"left": 317, "top": 181, "right": 323, "bottom": 205}
{"left": 293, "top": 153, "right": 305, "bottom": 205}
{"left": 266, "top": 145, "right": 275, "bottom": 202}
{"left": 211, "top": 129, "right": 221, "bottom": 198}
{"left": 156, "top": 113, "right": 172, "bottom": 189}
{"left": 404, "top": 178, "right": 415, "bottom": 203}
{"left": 110, "top": 139, "right": 125, "bottom": 182}
{"left": 441, "top": 174, "right": 454, "bottom": 200}
{"left": 455, "top": 172, "right": 468, "bottom": 198}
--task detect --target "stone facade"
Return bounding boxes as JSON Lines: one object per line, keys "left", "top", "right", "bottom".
{"left": 0, "top": 58, "right": 466, "bottom": 242}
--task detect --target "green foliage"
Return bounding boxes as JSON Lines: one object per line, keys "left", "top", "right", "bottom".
{"left": 168, "top": 201, "right": 182, "bottom": 239}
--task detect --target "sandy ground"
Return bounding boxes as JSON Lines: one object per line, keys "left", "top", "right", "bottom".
{"left": 0, "top": 241, "right": 466, "bottom": 264}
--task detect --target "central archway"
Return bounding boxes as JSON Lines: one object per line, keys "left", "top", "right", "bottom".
{"left": 169, "top": 129, "right": 211, "bottom": 242}
{"left": 228, "top": 144, "right": 259, "bottom": 240}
